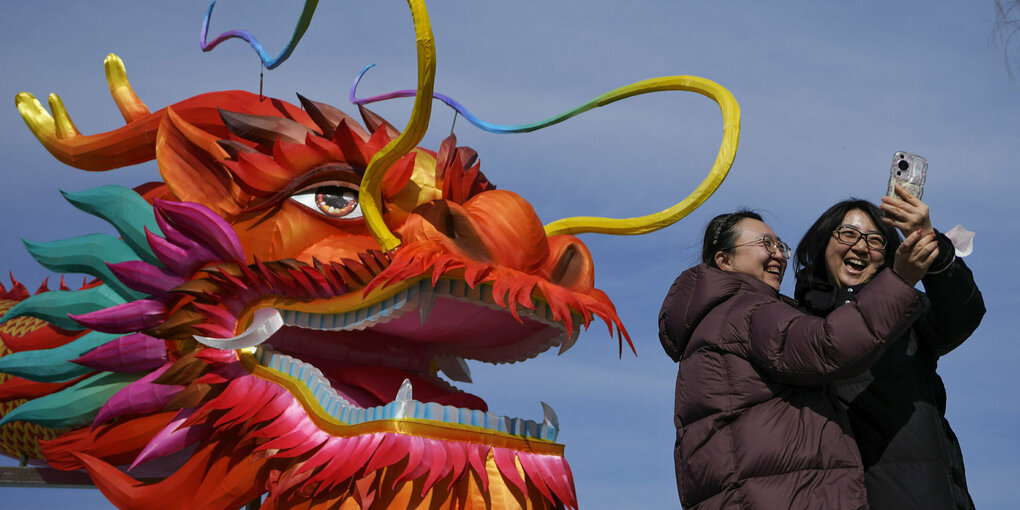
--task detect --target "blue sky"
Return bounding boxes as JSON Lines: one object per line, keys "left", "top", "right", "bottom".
{"left": 1, "top": 1, "right": 1017, "bottom": 508}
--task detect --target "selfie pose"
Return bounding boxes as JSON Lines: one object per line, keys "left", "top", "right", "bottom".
{"left": 794, "top": 186, "right": 985, "bottom": 509}
{"left": 659, "top": 210, "right": 938, "bottom": 509}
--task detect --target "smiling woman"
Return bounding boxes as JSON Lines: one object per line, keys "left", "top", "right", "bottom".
{"left": 658, "top": 209, "right": 939, "bottom": 508}
{"left": 708, "top": 212, "right": 789, "bottom": 291}
{"left": 795, "top": 199, "right": 901, "bottom": 296}
{"left": 794, "top": 191, "right": 986, "bottom": 509}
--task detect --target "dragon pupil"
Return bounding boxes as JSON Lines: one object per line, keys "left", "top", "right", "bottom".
{"left": 315, "top": 186, "right": 357, "bottom": 216}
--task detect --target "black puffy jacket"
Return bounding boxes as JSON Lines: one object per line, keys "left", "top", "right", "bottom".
{"left": 796, "top": 232, "right": 985, "bottom": 510}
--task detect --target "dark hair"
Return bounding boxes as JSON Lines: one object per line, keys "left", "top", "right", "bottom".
{"left": 702, "top": 210, "right": 763, "bottom": 268}
{"left": 793, "top": 199, "right": 900, "bottom": 299}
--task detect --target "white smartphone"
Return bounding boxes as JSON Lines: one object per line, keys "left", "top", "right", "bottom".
{"left": 887, "top": 151, "right": 927, "bottom": 199}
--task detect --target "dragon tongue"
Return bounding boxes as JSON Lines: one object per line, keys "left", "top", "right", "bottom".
{"left": 324, "top": 364, "right": 488, "bottom": 411}
{"left": 430, "top": 392, "right": 488, "bottom": 410}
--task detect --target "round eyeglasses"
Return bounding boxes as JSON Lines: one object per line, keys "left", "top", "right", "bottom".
{"left": 723, "top": 236, "right": 791, "bottom": 259}
{"left": 832, "top": 225, "right": 887, "bottom": 250}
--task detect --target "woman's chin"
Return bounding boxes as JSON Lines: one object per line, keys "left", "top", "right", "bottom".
{"left": 763, "top": 273, "right": 783, "bottom": 291}
{"left": 836, "top": 268, "right": 875, "bottom": 287}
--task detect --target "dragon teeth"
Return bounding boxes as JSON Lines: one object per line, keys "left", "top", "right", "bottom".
{"left": 279, "top": 279, "right": 563, "bottom": 334}
{"left": 280, "top": 282, "right": 422, "bottom": 331}
{"left": 418, "top": 286, "right": 435, "bottom": 324}
{"left": 255, "top": 346, "right": 558, "bottom": 442}
{"left": 434, "top": 355, "right": 472, "bottom": 383}
{"left": 194, "top": 308, "right": 283, "bottom": 349}
{"left": 396, "top": 378, "right": 413, "bottom": 401}
{"left": 541, "top": 401, "right": 559, "bottom": 429}
{"left": 557, "top": 324, "right": 581, "bottom": 355}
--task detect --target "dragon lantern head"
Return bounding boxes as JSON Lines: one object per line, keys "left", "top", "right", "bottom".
{"left": 0, "top": 59, "right": 625, "bottom": 509}
{"left": 0, "top": 3, "right": 739, "bottom": 509}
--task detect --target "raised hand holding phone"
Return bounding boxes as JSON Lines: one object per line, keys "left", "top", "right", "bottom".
{"left": 881, "top": 183, "right": 934, "bottom": 237}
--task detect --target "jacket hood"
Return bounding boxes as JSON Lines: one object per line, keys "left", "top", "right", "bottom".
{"left": 658, "top": 264, "right": 781, "bottom": 362}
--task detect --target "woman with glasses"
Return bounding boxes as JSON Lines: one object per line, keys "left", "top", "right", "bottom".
{"left": 659, "top": 209, "right": 938, "bottom": 509}
{"left": 794, "top": 185, "right": 985, "bottom": 509}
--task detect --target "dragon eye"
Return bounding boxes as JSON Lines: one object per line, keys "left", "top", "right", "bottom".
{"left": 290, "top": 183, "right": 362, "bottom": 220}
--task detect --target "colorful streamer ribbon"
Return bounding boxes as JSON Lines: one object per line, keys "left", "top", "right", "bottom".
{"left": 352, "top": 68, "right": 741, "bottom": 237}
{"left": 351, "top": 65, "right": 567, "bottom": 134}
{"left": 199, "top": 0, "right": 320, "bottom": 70}
{"left": 199, "top": 0, "right": 741, "bottom": 242}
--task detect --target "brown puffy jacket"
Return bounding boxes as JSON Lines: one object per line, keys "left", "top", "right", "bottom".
{"left": 658, "top": 264, "right": 925, "bottom": 509}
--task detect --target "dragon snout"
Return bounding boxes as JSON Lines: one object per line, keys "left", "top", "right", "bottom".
{"left": 402, "top": 190, "right": 595, "bottom": 292}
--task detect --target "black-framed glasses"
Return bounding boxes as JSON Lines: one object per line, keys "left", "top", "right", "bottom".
{"left": 832, "top": 225, "right": 887, "bottom": 250}
{"left": 723, "top": 236, "right": 791, "bottom": 259}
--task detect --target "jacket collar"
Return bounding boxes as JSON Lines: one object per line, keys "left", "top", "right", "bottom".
{"left": 796, "top": 269, "right": 867, "bottom": 317}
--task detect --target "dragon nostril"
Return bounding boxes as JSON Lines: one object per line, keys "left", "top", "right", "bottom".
{"left": 419, "top": 202, "right": 457, "bottom": 238}
{"left": 414, "top": 201, "right": 492, "bottom": 261}
{"left": 548, "top": 243, "right": 593, "bottom": 292}
{"left": 442, "top": 209, "right": 459, "bottom": 240}
{"left": 550, "top": 245, "right": 579, "bottom": 286}
{"left": 414, "top": 201, "right": 455, "bottom": 236}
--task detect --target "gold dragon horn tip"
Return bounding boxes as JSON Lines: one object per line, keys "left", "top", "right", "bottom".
{"left": 103, "top": 52, "right": 150, "bottom": 123}
{"left": 46, "top": 93, "right": 81, "bottom": 140}
{"left": 14, "top": 91, "right": 37, "bottom": 108}
{"left": 15, "top": 92, "right": 56, "bottom": 143}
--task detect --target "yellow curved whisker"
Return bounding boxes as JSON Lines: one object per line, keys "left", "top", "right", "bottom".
{"left": 360, "top": 0, "right": 436, "bottom": 252}
{"left": 542, "top": 76, "right": 741, "bottom": 237}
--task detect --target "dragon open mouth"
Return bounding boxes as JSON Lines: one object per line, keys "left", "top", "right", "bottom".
{"left": 198, "top": 277, "right": 575, "bottom": 443}
{"left": 47, "top": 186, "right": 624, "bottom": 457}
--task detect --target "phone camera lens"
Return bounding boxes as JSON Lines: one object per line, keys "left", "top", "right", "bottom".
{"left": 897, "top": 160, "right": 910, "bottom": 171}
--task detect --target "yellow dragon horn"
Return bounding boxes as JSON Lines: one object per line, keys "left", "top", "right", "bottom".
{"left": 105, "top": 53, "right": 151, "bottom": 123}
{"left": 543, "top": 76, "right": 740, "bottom": 237}
{"left": 360, "top": 0, "right": 436, "bottom": 251}
{"left": 15, "top": 53, "right": 159, "bottom": 171}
